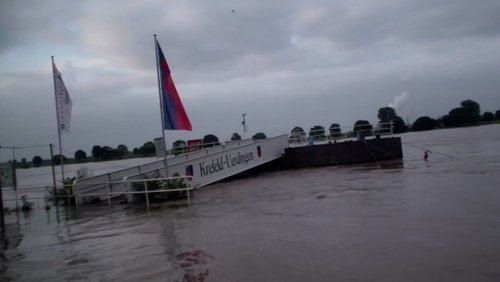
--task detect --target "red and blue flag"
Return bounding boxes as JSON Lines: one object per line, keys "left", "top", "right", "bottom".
{"left": 156, "top": 41, "right": 192, "bottom": 131}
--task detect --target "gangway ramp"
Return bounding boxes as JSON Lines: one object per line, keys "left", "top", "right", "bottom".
{"left": 73, "top": 134, "right": 288, "bottom": 205}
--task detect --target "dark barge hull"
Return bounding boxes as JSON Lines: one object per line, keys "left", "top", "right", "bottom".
{"left": 281, "top": 137, "right": 403, "bottom": 169}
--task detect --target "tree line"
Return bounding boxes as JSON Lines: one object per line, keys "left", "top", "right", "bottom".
{"left": 13, "top": 98, "right": 498, "bottom": 168}
{"left": 19, "top": 132, "right": 268, "bottom": 168}
{"left": 412, "top": 99, "right": 499, "bottom": 131}
{"left": 290, "top": 99, "right": 499, "bottom": 141}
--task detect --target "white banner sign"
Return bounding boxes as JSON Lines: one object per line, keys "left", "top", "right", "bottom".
{"left": 154, "top": 137, "right": 166, "bottom": 158}
{"left": 53, "top": 63, "right": 72, "bottom": 134}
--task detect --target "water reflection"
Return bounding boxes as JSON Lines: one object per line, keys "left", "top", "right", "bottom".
{"left": 1, "top": 125, "right": 500, "bottom": 281}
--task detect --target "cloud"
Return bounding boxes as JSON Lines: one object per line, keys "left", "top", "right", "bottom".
{"left": 2, "top": 0, "right": 500, "bottom": 161}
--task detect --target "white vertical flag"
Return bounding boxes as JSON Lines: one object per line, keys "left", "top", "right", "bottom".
{"left": 52, "top": 62, "right": 72, "bottom": 133}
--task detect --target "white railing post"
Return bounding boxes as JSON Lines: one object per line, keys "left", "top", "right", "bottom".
{"left": 144, "top": 180, "right": 150, "bottom": 210}
{"left": 186, "top": 177, "right": 191, "bottom": 204}
{"left": 107, "top": 183, "right": 112, "bottom": 207}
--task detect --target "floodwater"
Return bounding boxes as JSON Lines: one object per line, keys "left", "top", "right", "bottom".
{"left": 2, "top": 124, "right": 500, "bottom": 281}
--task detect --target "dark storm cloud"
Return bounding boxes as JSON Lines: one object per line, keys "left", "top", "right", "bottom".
{"left": 2, "top": 0, "right": 500, "bottom": 161}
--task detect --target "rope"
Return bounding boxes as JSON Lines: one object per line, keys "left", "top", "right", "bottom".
{"left": 364, "top": 141, "right": 401, "bottom": 160}
{"left": 363, "top": 141, "right": 418, "bottom": 169}
{"left": 402, "top": 143, "right": 455, "bottom": 158}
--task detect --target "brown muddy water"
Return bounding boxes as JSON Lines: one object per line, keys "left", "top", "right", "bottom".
{"left": 2, "top": 125, "right": 500, "bottom": 281}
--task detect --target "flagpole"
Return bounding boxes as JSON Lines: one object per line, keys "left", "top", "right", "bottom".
{"left": 51, "top": 56, "right": 66, "bottom": 202}
{"left": 154, "top": 35, "right": 169, "bottom": 177}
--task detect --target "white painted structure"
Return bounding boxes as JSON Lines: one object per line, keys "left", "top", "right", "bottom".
{"left": 73, "top": 134, "right": 288, "bottom": 205}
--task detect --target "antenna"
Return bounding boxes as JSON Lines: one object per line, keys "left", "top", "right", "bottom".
{"left": 242, "top": 113, "right": 248, "bottom": 138}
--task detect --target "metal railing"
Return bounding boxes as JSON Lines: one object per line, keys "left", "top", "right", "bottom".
{"left": 288, "top": 122, "right": 394, "bottom": 146}
{"left": 75, "top": 175, "right": 194, "bottom": 209}
{"left": 73, "top": 137, "right": 264, "bottom": 198}
{"left": 0, "top": 185, "right": 69, "bottom": 209}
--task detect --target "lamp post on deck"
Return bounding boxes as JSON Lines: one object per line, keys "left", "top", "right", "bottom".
{"left": 242, "top": 113, "right": 247, "bottom": 139}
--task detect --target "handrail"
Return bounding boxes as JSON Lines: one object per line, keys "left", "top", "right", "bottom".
{"left": 72, "top": 134, "right": 289, "bottom": 207}
{"left": 288, "top": 122, "right": 394, "bottom": 145}
{"left": 75, "top": 176, "right": 194, "bottom": 209}
{"left": 73, "top": 135, "right": 288, "bottom": 196}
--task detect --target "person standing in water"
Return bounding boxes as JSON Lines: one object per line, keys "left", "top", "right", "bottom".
{"left": 424, "top": 150, "right": 430, "bottom": 161}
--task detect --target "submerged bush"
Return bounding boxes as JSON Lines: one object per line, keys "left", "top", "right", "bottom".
{"left": 133, "top": 172, "right": 189, "bottom": 203}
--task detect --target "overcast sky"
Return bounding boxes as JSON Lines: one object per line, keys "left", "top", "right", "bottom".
{"left": 1, "top": 0, "right": 500, "bottom": 161}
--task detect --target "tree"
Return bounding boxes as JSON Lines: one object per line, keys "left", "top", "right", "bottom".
{"left": 290, "top": 126, "right": 306, "bottom": 142}
{"left": 496, "top": 110, "right": 500, "bottom": 120}
{"left": 32, "top": 156, "right": 42, "bottom": 167}
{"left": 74, "top": 150, "right": 87, "bottom": 162}
{"left": 116, "top": 144, "right": 129, "bottom": 158}
{"left": 353, "top": 120, "right": 373, "bottom": 135}
{"left": 291, "top": 126, "right": 305, "bottom": 134}
{"left": 378, "top": 107, "right": 396, "bottom": 123}
{"left": 329, "top": 123, "right": 342, "bottom": 138}
{"left": 412, "top": 116, "right": 436, "bottom": 131}
{"left": 91, "top": 145, "right": 103, "bottom": 159}
{"left": 392, "top": 116, "right": 408, "bottom": 133}
{"left": 231, "top": 133, "right": 242, "bottom": 141}
{"left": 377, "top": 106, "right": 407, "bottom": 133}
{"left": 20, "top": 158, "right": 30, "bottom": 168}
{"left": 139, "top": 142, "right": 156, "bottom": 155}
{"left": 444, "top": 99, "right": 482, "bottom": 127}
{"left": 460, "top": 99, "right": 481, "bottom": 124}
{"left": 252, "top": 132, "right": 267, "bottom": 140}
{"left": 482, "top": 112, "right": 495, "bottom": 122}
{"left": 203, "top": 134, "right": 220, "bottom": 148}
{"left": 100, "top": 146, "right": 115, "bottom": 160}
{"left": 444, "top": 107, "right": 468, "bottom": 126}
{"left": 172, "top": 140, "right": 186, "bottom": 155}
{"left": 52, "top": 154, "right": 67, "bottom": 165}
{"left": 309, "top": 125, "right": 326, "bottom": 141}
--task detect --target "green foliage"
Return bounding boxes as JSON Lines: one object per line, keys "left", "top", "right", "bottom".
{"left": 309, "top": 125, "right": 326, "bottom": 140}
{"left": 461, "top": 99, "right": 481, "bottom": 122}
{"left": 52, "top": 154, "right": 67, "bottom": 165}
{"left": 290, "top": 126, "right": 306, "bottom": 142}
{"left": 116, "top": 144, "right": 129, "bottom": 157}
{"left": 353, "top": 120, "right": 373, "bottom": 134}
{"left": 48, "top": 177, "right": 76, "bottom": 206}
{"left": 19, "top": 158, "right": 30, "bottom": 168}
{"left": 74, "top": 150, "right": 87, "bottom": 162}
{"left": 377, "top": 107, "right": 406, "bottom": 133}
{"left": 392, "top": 116, "right": 408, "bottom": 133}
{"left": 378, "top": 107, "right": 396, "bottom": 123}
{"left": 412, "top": 116, "right": 436, "bottom": 131}
{"left": 231, "top": 133, "right": 242, "bottom": 141}
{"left": 443, "top": 99, "right": 481, "bottom": 127}
{"left": 203, "top": 134, "right": 220, "bottom": 148}
{"left": 496, "top": 110, "right": 500, "bottom": 120}
{"left": 136, "top": 141, "right": 156, "bottom": 156}
{"left": 252, "top": 132, "right": 267, "bottom": 140}
{"left": 100, "top": 146, "right": 115, "bottom": 160}
{"left": 32, "top": 156, "right": 42, "bottom": 167}
{"left": 91, "top": 144, "right": 130, "bottom": 160}
{"left": 172, "top": 140, "right": 187, "bottom": 155}
{"left": 48, "top": 168, "right": 91, "bottom": 206}
{"left": 21, "top": 195, "right": 33, "bottom": 211}
{"left": 329, "top": 123, "right": 342, "bottom": 138}
{"left": 133, "top": 172, "right": 188, "bottom": 203}
{"left": 291, "top": 126, "right": 305, "bottom": 135}
{"left": 482, "top": 112, "right": 495, "bottom": 122}
{"left": 91, "top": 145, "right": 102, "bottom": 159}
